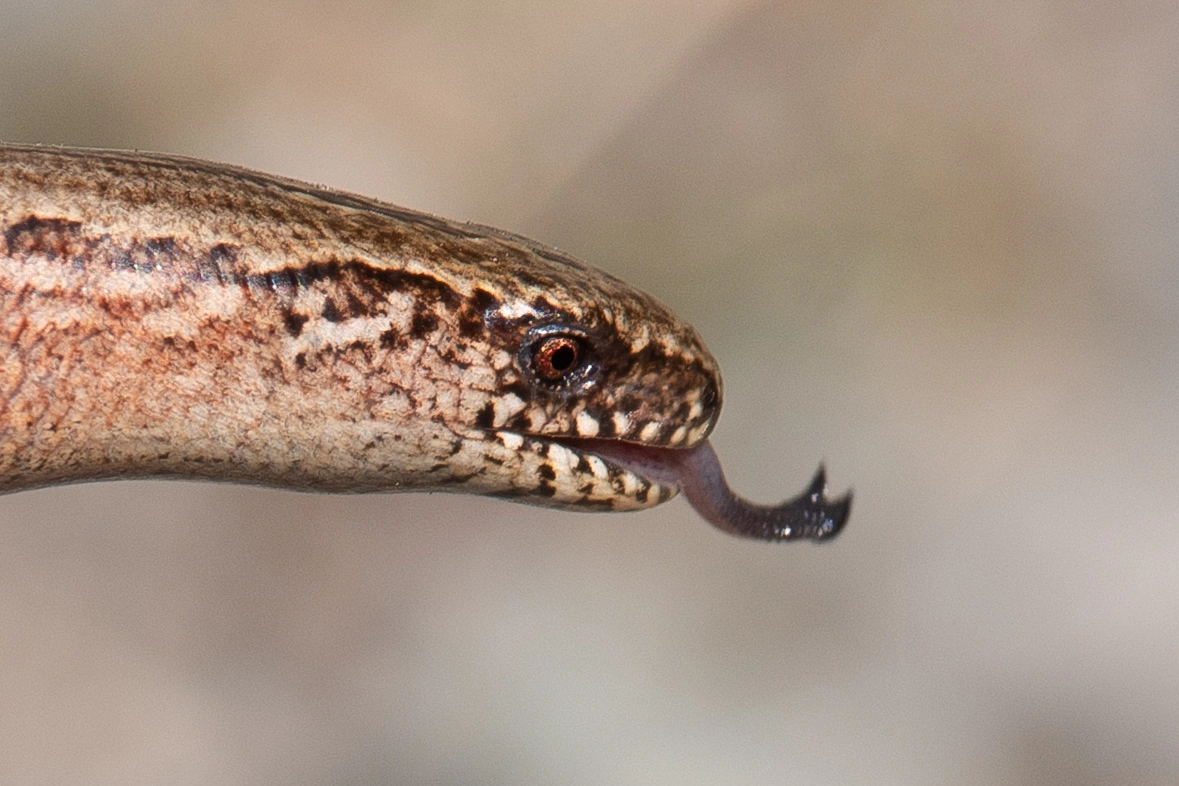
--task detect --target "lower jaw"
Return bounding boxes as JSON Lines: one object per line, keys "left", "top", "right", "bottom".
{"left": 547, "top": 436, "right": 686, "bottom": 488}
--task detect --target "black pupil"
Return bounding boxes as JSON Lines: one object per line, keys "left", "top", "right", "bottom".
{"left": 549, "top": 343, "right": 576, "bottom": 372}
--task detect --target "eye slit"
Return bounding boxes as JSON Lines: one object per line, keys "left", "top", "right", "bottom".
{"left": 532, "top": 335, "right": 584, "bottom": 383}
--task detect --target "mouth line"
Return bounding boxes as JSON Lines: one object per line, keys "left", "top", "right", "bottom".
{"left": 543, "top": 435, "right": 686, "bottom": 488}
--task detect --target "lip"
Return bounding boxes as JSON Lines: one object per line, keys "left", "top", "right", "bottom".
{"left": 547, "top": 436, "right": 685, "bottom": 489}
{"left": 470, "top": 429, "right": 679, "bottom": 511}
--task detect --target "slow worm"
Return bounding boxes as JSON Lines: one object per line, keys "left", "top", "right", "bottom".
{"left": 0, "top": 144, "right": 850, "bottom": 541}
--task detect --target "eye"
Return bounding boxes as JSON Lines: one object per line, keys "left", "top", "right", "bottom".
{"left": 531, "top": 334, "right": 587, "bottom": 384}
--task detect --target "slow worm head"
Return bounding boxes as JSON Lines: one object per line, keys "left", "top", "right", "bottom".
{"left": 0, "top": 144, "right": 850, "bottom": 541}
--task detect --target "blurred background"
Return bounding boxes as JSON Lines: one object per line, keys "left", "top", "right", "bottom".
{"left": 2, "top": 1, "right": 1178, "bottom": 783}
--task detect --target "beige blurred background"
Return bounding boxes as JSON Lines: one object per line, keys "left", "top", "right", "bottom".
{"left": 2, "top": 1, "right": 1178, "bottom": 783}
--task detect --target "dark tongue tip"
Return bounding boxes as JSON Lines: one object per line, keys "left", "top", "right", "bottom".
{"left": 672, "top": 441, "right": 852, "bottom": 543}
{"left": 794, "top": 464, "right": 853, "bottom": 541}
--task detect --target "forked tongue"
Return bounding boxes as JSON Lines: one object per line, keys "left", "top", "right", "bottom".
{"left": 577, "top": 438, "right": 852, "bottom": 542}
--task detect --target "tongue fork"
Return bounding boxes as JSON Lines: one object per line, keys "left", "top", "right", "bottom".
{"left": 669, "top": 441, "right": 852, "bottom": 542}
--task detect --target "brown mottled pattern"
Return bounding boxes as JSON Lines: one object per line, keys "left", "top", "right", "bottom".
{"left": 0, "top": 144, "right": 722, "bottom": 510}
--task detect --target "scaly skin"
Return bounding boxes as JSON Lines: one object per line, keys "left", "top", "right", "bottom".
{"left": 0, "top": 144, "right": 722, "bottom": 510}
